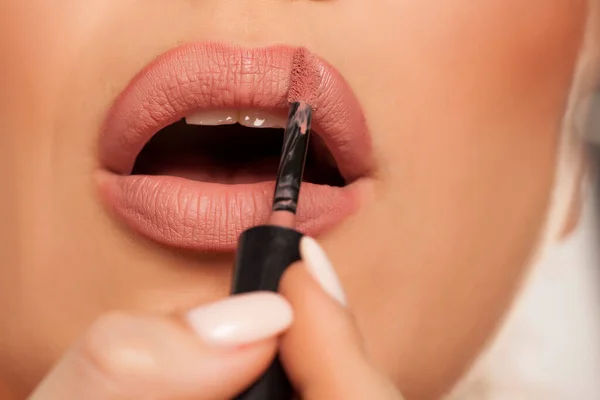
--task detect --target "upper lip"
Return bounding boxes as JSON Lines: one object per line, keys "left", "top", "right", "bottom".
{"left": 99, "top": 43, "right": 373, "bottom": 183}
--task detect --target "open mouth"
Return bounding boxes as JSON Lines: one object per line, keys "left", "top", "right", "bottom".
{"left": 132, "top": 111, "right": 345, "bottom": 187}
{"left": 97, "top": 43, "right": 373, "bottom": 251}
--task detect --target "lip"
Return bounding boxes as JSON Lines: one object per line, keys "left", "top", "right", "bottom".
{"left": 97, "top": 43, "right": 374, "bottom": 251}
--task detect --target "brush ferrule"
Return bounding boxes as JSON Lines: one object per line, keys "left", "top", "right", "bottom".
{"left": 272, "top": 102, "right": 313, "bottom": 214}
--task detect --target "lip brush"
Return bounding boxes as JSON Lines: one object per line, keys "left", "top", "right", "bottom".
{"left": 269, "top": 100, "right": 313, "bottom": 228}
{"left": 230, "top": 48, "right": 318, "bottom": 400}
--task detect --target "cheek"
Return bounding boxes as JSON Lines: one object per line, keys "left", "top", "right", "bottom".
{"left": 323, "top": 1, "right": 586, "bottom": 398}
{"left": 365, "top": 0, "right": 587, "bottom": 172}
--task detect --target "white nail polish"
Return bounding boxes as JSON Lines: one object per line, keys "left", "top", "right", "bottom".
{"left": 300, "top": 237, "right": 347, "bottom": 306}
{"left": 186, "top": 292, "right": 293, "bottom": 346}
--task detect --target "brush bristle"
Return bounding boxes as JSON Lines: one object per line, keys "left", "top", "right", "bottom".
{"left": 288, "top": 48, "right": 320, "bottom": 108}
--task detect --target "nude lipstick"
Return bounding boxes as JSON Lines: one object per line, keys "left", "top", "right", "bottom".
{"left": 99, "top": 44, "right": 373, "bottom": 252}
{"left": 231, "top": 49, "right": 318, "bottom": 400}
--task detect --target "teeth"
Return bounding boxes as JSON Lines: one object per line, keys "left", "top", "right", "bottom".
{"left": 185, "top": 109, "right": 287, "bottom": 128}
{"left": 239, "top": 110, "right": 287, "bottom": 128}
{"left": 185, "top": 110, "right": 238, "bottom": 126}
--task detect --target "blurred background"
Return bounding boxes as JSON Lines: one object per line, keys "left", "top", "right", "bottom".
{"left": 587, "top": 92, "right": 600, "bottom": 147}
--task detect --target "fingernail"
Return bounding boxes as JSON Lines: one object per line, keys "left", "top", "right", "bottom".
{"left": 186, "top": 292, "right": 293, "bottom": 346}
{"left": 300, "top": 237, "right": 347, "bottom": 306}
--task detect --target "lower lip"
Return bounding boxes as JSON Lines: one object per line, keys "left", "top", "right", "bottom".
{"left": 96, "top": 171, "right": 369, "bottom": 251}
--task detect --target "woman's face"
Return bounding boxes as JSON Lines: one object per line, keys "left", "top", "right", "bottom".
{"left": 0, "top": 1, "right": 588, "bottom": 398}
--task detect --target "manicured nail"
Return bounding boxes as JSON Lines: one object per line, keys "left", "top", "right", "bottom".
{"left": 186, "top": 292, "right": 293, "bottom": 346}
{"left": 300, "top": 237, "right": 347, "bottom": 306}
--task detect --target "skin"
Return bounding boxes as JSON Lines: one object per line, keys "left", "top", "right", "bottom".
{"left": 0, "top": 0, "right": 595, "bottom": 399}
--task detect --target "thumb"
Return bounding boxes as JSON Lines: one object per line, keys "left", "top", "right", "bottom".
{"left": 279, "top": 237, "right": 403, "bottom": 400}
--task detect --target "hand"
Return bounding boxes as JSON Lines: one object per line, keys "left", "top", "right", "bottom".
{"left": 29, "top": 237, "right": 404, "bottom": 399}
{"left": 279, "top": 237, "right": 405, "bottom": 400}
{"left": 29, "top": 294, "right": 293, "bottom": 399}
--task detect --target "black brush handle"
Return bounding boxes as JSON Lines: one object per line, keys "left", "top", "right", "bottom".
{"left": 272, "top": 102, "right": 312, "bottom": 214}
{"left": 231, "top": 225, "right": 304, "bottom": 400}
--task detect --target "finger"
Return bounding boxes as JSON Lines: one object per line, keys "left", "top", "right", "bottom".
{"left": 279, "top": 237, "right": 403, "bottom": 400}
{"left": 30, "top": 292, "right": 292, "bottom": 400}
